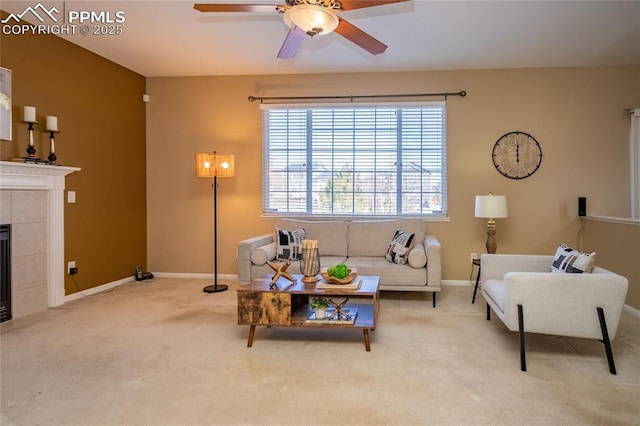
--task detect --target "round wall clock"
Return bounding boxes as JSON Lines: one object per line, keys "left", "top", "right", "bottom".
{"left": 492, "top": 131, "right": 542, "bottom": 179}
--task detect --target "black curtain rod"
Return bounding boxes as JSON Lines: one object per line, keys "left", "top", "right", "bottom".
{"left": 248, "top": 90, "right": 466, "bottom": 103}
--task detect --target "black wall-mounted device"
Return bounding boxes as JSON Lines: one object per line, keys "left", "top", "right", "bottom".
{"left": 578, "top": 197, "right": 587, "bottom": 217}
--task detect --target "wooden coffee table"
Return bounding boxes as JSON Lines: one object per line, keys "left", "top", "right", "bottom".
{"left": 237, "top": 274, "right": 380, "bottom": 351}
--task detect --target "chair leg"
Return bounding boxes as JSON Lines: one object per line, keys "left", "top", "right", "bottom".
{"left": 518, "top": 304, "right": 526, "bottom": 372}
{"left": 486, "top": 303, "right": 491, "bottom": 320}
{"left": 597, "top": 307, "right": 617, "bottom": 375}
{"left": 432, "top": 292, "right": 436, "bottom": 308}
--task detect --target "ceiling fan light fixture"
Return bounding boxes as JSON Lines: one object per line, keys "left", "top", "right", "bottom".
{"left": 284, "top": 4, "right": 339, "bottom": 36}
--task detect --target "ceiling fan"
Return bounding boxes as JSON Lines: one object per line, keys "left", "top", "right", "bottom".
{"left": 194, "top": 0, "right": 409, "bottom": 59}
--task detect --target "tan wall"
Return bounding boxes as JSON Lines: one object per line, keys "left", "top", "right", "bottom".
{"left": 146, "top": 66, "right": 640, "bottom": 309}
{"left": 1, "top": 14, "right": 147, "bottom": 294}
{"left": 583, "top": 220, "right": 640, "bottom": 310}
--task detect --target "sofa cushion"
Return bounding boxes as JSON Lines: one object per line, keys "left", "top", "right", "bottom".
{"left": 250, "top": 242, "right": 276, "bottom": 265}
{"left": 275, "top": 219, "right": 348, "bottom": 257}
{"left": 275, "top": 228, "right": 305, "bottom": 260}
{"left": 345, "top": 256, "right": 427, "bottom": 286}
{"left": 385, "top": 230, "right": 415, "bottom": 265}
{"left": 408, "top": 244, "right": 427, "bottom": 268}
{"left": 550, "top": 244, "right": 596, "bottom": 274}
{"left": 348, "top": 219, "right": 425, "bottom": 257}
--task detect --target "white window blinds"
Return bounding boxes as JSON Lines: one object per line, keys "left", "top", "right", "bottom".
{"left": 262, "top": 103, "right": 447, "bottom": 217}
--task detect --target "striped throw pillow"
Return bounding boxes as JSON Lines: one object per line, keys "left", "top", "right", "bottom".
{"left": 385, "top": 230, "right": 415, "bottom": 265}
{"left": 275, "top": 228, "right": 305, "bottom": 261}
{"left": 550, "top": 244, "right": 596, "bottom": 274}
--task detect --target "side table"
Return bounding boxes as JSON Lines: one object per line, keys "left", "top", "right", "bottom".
{"left": 471, "top": 258, "right": 481, "bottom": 304}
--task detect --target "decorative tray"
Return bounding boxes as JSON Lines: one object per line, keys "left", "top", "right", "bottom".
{"left": 320, "top": 267, "right": 358, "bottom": 284}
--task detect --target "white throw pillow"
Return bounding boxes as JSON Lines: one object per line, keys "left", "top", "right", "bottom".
{"left": 408, "top": 244, "right": 427, "bottom": 268}
{"left": 250, "top": 243, "right": 276, "bottom": 266}
{"left": 550, "top": 244, "right": 596, "bottom": 273}
{"left": 385, "top": 230, "right": 415, "bottom": 265}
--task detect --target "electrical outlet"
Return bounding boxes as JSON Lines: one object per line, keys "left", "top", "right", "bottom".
{"left": 470, "top": 252, "right": 478, "bottom": 262}
{"left": 67, "top": 261, "right": 76, "bottom": 275}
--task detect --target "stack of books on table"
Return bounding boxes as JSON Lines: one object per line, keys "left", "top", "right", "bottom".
{"left": 316, "top": 276, "right": 362, "bottom": 290}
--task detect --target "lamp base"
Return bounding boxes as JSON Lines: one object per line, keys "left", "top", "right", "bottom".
{"left": 485, "top": 220, "right": 498, "bottom": 254}
{"left": 203, "top": 284, "right": 228, "bottom": 293}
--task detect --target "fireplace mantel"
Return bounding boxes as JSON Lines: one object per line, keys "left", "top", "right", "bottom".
{"left": 0, "top": 161, "right": 80, "bottom": 189}
{"left": 0, "top": 161, "right": 80, "bottom": 307}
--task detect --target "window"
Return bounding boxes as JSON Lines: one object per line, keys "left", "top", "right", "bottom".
{"left": 262, "top": 103, "right": 447, "bottom": 217}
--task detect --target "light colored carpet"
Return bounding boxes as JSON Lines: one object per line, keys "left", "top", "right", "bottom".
{"left": 1, "top": 278, "right": 639, "bottom": 425}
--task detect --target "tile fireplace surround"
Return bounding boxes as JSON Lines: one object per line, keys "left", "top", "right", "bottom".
{"left": 0, "top": 161, "right": 79, "bottom": 319}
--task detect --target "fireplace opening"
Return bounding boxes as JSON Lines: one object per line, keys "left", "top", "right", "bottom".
{"left": 1, "top": 224, "right": 11, "bottom": 322}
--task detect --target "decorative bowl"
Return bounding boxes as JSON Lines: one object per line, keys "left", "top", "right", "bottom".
{"left": 320, "top": 267, "right": 358, "bottom": 284}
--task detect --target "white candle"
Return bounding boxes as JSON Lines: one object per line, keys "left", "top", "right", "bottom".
{"left": 23, "top": 106, "right": 36, "bottom": 122}
{"left": 46, "top": 116, "right": 58, "bottom": 131}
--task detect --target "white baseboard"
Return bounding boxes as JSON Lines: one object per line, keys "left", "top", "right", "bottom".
{"left": 62, "top": 273, "right": 239, "bottom": 303}
{"left": 443, "top": 279, "right": 474, "bottom": 287}
{"left": 624, "top": 304, "right": 640, "bottom": 318}
{"left": 64, "top": 276, "right": 135, "bottom": 303}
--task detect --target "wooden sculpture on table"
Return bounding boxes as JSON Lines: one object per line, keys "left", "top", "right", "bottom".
{"left": 267, "top": 260, "right": 296, "bottom": 288}
{"left": 329, "top": 297, "right": 352, "bottom": 320}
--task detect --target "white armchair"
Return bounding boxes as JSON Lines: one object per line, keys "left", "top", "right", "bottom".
{"left": 480, "top": 254, "right": 629, "bottom": 374}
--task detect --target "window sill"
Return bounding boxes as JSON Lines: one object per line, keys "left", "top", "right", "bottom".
{"left": 260, "top": 213, "right": 451, "bottom": 222}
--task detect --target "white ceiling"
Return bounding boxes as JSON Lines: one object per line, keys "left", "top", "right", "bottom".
{"left": 2, "top": 0, "right": 640, "bottom": 77}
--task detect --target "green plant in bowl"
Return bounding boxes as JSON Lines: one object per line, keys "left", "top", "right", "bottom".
{"left": 327, "top": 263, "right": 349, "bottom": 279}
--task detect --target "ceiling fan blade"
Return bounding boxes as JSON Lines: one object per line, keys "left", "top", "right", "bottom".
{"left": 194, "top": 4, "right": 280, "bottom": 13}
{"left": 277, "top": 26, "right": 307, "bottom": 59}
{"left": 339, "top": 0, "right": 409, "bottom": 11}
{"left": 334, "top": 17, "right": 387, "bottom": 55}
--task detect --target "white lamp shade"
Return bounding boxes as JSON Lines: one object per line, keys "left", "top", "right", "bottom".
{"left": 475, "top": 195, "right": 508, "bottom": 218}
{"left": 284, "top": 4, "right": 339, "bottom": 35}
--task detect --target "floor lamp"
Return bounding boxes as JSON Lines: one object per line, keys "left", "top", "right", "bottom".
{"left": 475, "top": 193, "right": 508, "bottom": 254}
{"left": 195, "top": 151, "right": 235, "bottom": 293}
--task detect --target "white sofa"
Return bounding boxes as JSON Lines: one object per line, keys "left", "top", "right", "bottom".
{"left": 480, "top": 254, "right": 629, "bottom": 374}
{"left": 237, "top": 218, "right": 442, "bottom": 306}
